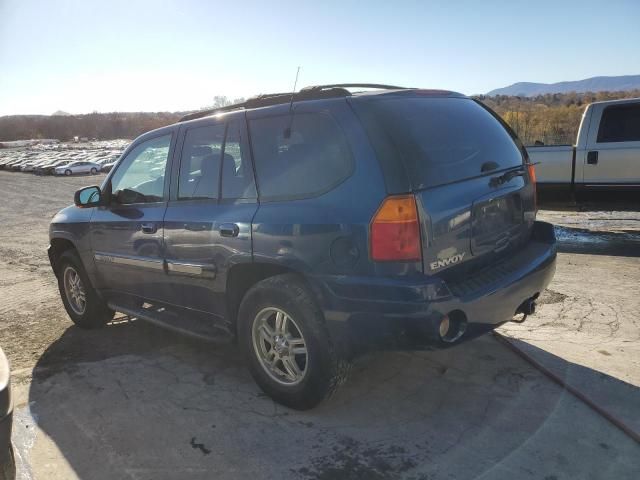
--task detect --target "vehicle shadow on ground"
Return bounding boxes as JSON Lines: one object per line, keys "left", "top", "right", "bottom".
{"left": 23, "top": 320, "right": 640, "bottom": 480}
{"left": 555, "top": 225, "right": 640, "bottom": 257}
{"left": 499, "top": 336, "right": 640, "bottom": 435}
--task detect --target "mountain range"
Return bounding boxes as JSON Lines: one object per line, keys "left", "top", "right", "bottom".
{"left": 487, "top": 75, "right": 640, "bottom": 97}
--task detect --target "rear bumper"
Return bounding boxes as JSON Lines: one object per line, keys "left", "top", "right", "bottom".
{"left": 313, "top": 221, "right": 557, "bottom": 352}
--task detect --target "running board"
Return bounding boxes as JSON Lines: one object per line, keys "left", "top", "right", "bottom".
{"left": 107, "top": 302, "right": 233, "bottom": 344}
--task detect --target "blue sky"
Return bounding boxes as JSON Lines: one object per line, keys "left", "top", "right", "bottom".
{"left": 1, "top": 0, "right": 639, "bottom": 115}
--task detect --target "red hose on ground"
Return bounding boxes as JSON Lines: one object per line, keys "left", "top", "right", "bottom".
{"left": 493, "top": 332, "right": 640, "bottom": 444}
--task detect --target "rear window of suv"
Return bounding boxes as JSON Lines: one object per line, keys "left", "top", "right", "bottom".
{"left": 249, "top": 112, "right": 353, "bottom": 201}
{"left": 355, "top": 97, "right": 524, "bottom": 189}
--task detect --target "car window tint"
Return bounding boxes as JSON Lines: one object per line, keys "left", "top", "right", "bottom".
{"left": 353, "top": 97, "right": 523, "bottom": 189}
{"left": 222, "top": 120, "right": 257, "bottom": 199}
{"left": 597, "top": 104, "right": 640, "bottom": 143}
{"left": 249, "top": 112, "right": 353, "bottom": 200}
{"left": 110, "top": 134, "right": 171, "bottom": 204}
{"left": 178, "top": 124, "right": 225, "bottom": 200}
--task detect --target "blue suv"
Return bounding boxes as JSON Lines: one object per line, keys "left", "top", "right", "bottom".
{"left": 48, "top": 84, "right": 556, "bottom": 409}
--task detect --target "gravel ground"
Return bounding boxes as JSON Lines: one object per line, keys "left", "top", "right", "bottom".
{"left": 1, "top": 170, "right": 639, "bottom": 479}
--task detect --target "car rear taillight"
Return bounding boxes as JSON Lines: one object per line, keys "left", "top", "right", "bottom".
{"left": 370, "top": 195, "right": 422, "bottom": 262}
{"left": 527, "top": 163, "right": 537, "bottom": 210}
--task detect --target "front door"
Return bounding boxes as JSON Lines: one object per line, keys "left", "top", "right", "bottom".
{"left": 90, "top": 131, "right": 175, "bottom": 302}
{"left": 162, "top": 113, "right": 258, "bottom": 322}
{"left": 584, "top": 102, "right": 640, "bottom": 184}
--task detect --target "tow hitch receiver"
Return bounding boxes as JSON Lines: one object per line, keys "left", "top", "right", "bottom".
{"left": 512, "top": 295, "right": 539, "bottom": 323}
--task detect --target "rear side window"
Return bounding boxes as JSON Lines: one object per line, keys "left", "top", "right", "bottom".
{"left": 249, "top": 112, "right": 353, "bottom": 201}
{"left": 356, "top": 97, "right": 524, "bottom": 189}
{"left": 597, "top": 104, "right": 640, "bottom": 143}
{"left": 178, "top": 124, "right": 225, "bottom": 200}
{"left": 221, "top": 120, "right": 257, "bottom": 199}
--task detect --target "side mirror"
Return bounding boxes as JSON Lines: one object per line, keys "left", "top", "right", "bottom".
{"left": 74, "top": 186, "right": 102, "bottom": 207}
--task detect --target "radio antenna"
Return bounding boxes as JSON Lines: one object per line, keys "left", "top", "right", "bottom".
{"left": 284, "top": 66, "right": 301, "bottom": 139}
{"left": 288, "top": 66, "right": 301, "bottom": 112}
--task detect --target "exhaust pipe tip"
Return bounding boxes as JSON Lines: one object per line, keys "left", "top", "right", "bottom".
{"left": 439, "top": 311, "right": 467, "bottom": 343}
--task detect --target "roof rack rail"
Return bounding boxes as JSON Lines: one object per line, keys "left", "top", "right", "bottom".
{"left": 178, "top": 84, "right": 409, "bottom": 122}
{"left": 179, "top": 103, "right": 245, "bottom": 122}
{"left": 301, "top": 83, "right": 408, "bottom": 91}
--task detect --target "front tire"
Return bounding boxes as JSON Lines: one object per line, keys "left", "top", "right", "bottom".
{"left": 56, "top": 250, "right": 114, "bottom": 329}
{"left": 90, "top": 167, "right": 97, "bottom": 175}
{"left": 64, "top": 169, "right": 72, "bottom": 176}
{"left": 238, "top": 274, "right": 349, "bottom": 410}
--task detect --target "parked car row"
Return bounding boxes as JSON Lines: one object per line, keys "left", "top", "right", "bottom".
{"left": 0, "top": 142, "right": 126, "bottom": 176}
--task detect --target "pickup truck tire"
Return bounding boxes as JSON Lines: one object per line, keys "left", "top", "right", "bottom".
{"left": 238, "top": 274, "right": 349, "bottom": 410}
{"left": 0, "top": 446, "right": 15, "bottom": 480}
{"left": 56, "top": 250, "right": 114, "bottom": 329}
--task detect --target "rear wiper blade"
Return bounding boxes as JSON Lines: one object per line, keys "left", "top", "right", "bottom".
{"left": 489, "top": 167, "right": 525, "bottom": 187}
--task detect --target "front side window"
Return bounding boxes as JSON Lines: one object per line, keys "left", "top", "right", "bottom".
{"left": 110, "top": 134, "right": 171, "bottom": 204}
{"left": 597, "top": 104, "right": 640, "bottom": 143}
{"left": 249, "top": 112, "right": 353, "bottom": 201}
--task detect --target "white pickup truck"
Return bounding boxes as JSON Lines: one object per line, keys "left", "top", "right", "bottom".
{"left": 526, "top": 97, "right": 640, "bottom": 199}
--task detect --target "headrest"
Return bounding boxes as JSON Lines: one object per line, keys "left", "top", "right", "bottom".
{"left": 191, "top": 145, "right": 213, "bottom": 157}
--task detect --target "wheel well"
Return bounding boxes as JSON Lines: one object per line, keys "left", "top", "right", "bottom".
{"left": 225, "top": 263, "right": 295, "bottom": 332}
{"left": 49, "top": 238, "right": 77, "bottom": 276}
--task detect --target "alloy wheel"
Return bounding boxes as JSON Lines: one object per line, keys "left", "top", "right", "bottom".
{"left": 252, "top": 307, "right": 308, "bottom": 385}
{"left": 63, "top": 266, "right": 87, "bottom": 315}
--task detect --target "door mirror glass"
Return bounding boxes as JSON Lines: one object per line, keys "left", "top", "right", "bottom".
{"left": 74, "top": 186, "right": 101, "bottom": 207}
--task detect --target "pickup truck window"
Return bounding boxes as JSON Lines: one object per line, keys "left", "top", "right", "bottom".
{"left": 110, "top": 134, "right": 171, "bottom": 204}
{"left": 597, "top": 104, "right": 640, "bottom": 143}
{"left": 178, "top": 124, "right": 225, "bottom": 200}
{"left": 249, "top": 112, "right": 353, "bottom": 201}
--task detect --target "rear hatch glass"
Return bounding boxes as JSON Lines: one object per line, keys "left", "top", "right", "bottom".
{"left": 357, "top": 96, "right": 524, "bottom": 189}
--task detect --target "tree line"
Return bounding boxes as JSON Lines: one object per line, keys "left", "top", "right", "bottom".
{"left": 475, "top": 89, "right": 640, "bottom": 145}
{"left": 0, "top": 112, "right": 183, "bottom": 142}
{"left": 1, "top": 91, "right": 638, "bottom": 145}
{"left": 0, "top": 96, "right": 246, "bottom": 143}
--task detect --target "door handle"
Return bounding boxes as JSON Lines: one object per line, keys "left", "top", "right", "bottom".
{"left": 140, "top": 222, "right": 157, "bottom": 234}
{"left": 219, "top": 223, "right": 240, "bottom": 237}
{"left": 587, "top": 151, "right": 598, "bottom": 165}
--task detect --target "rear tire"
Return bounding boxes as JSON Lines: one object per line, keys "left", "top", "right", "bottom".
{"left": 64, "top": 169, "right": 72, "bottom": 176}
{"left": 238, "top": 274, "right": 349, "bottom": 410}
{"left": 56, "top": 250, "right": 114, "bottom": 329}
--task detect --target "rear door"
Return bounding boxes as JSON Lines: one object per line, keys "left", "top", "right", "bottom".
{"left": 90, "top": 131, "right": 175, "bottom": 301}
{"left": 162, "top": 112, "right": 258, "bottom": 319}
{"left": 584, "top": 102, "right": 640, "bottom": 184}
{"left": 352, "top": 95, "right": 536, "bottom": 275}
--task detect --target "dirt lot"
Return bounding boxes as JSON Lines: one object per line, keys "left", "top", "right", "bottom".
{"left": 1, "top": 170, "right": 639, "bottom": 479}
